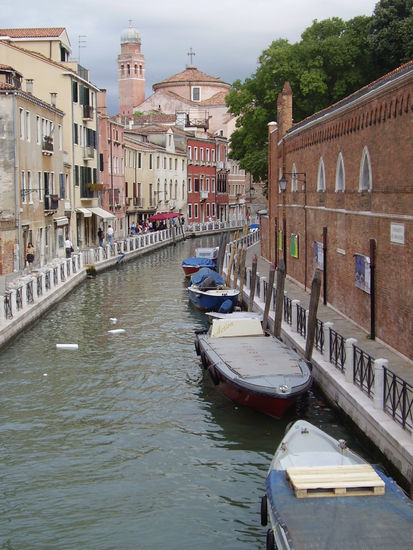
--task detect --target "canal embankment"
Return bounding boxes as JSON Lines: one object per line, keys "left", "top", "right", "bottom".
{"left": 222, "top": 238, "right": 413, "bottom": 493}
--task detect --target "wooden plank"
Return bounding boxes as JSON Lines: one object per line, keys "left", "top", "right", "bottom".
{"left": 286, "top": 464, "right": 385, "bottom": 499}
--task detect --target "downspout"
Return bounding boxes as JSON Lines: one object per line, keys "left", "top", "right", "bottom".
{"left": 12, "top": 92, "right": 21, "bottom": 271}
{"left": 71, "top": 77, "right": 77, "bottom": 245}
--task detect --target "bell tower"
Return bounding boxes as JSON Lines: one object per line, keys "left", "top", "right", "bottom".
{"left": 117, "top": 23, "right": 145, "bottom": 115}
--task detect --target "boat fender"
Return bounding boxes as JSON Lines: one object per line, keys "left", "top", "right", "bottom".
{"left": 56, "top": 343, "right": 79, "bottom": 350}
{"left": 194, "top": 338, "right": 201, "bottom": 356}
{"left": 109, "top": 318, "right": 117, "bottom": 324}
{"left": 218, "top": 299, "right": 233, "bottom": 314}
{"left": 266, "top": 528, "right": 275, "bottom": 550}
{"left": 208, "top": 365, "right": 219, "bottom": 385}
{"left": 260, "top": 495, "right": 268, "bottom": 526}
{"left": 108, "top": 329, "right": 126, "bottom": 334}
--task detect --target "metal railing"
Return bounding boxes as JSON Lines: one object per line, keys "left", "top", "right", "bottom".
{"left": 296, "top": 303, "right": 306, "bottom": 338}
{"left": 329, "top": 328, "right": 346, "bottom": 371}
{"left": 315, "top": 319, "right": 324, "bottom": 353}
{"left": 353, "top": 345, "right": 375, "bottom": 397}
{"left": 383, "top": 367, "right": 413, "bottom": 430}
{"left": 283, "top": 295, "right": 292, "bottom": 325}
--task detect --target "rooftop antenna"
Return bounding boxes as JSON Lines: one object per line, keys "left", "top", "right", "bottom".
{"left": 187, "top": 47, "right": 196, "bottom": 67}
{"left": 78, "top": 35, "right": 87, "bottom": 63}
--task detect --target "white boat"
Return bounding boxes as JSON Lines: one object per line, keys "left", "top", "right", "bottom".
{"left": 195, "top": 318, "right": 312, "bottom": 418}
{"left": 262, "top": 420, "right": 413, "bottom": 550}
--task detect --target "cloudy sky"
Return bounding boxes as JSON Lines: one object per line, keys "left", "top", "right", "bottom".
{"left": 3, "top": 0, "right": 378, "bottom": 114}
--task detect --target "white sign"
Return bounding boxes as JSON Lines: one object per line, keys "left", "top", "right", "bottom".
{"left": 390, "top": 223, "right": 405, "bottom": 245}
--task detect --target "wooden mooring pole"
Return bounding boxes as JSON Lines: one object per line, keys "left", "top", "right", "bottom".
{"left": 226, "top": 242, "right": 237, "bottom": 287}
{"left": 238, "top": 245, "right": 247, "bottom": 306}
{"left": 273, "top": 259, "right": 285, "bottom": 338}
{"left": 262, "top": 264, "right": 275, "bottom": 332}
{"left": 248, "top": 254, "right": 258, "bottom": 312}
{"left": 305, "top": 269, "right": 322, "bottom": 361}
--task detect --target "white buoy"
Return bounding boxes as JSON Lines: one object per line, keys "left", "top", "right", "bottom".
{"left": 56, "top": 343, "right": 79, "bottom": 350}
{"left": 109, "top": 318, "right": 117, "bottom": 324}
{"left": 108, "top": 329, "right": 125, "bottom": 334}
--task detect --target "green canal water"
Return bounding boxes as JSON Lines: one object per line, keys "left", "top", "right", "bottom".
{"left": 0, "top": 237, "right": 372, "bottom": 549}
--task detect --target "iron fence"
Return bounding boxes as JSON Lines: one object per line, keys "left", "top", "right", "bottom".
{"left": 353, "top": 345, "right": 375, "bottom": 397}
{"left": 315, "top": 318, "right": 324, "bottom": 353}
{"left": 329, "top": 328, "right": 346, "bottom": 371}
{"left": 283, "top": 295, "right": 292, "bottom": 325}
{"left": 296, "top": 303, "right": 307, "bottom": 338}
{"left": 383, "top": 367, "right": 413, "bottom": 430}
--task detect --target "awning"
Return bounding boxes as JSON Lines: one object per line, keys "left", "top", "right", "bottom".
{"left": 76, "top": 207, "right": 92, "bottom": 217}
{"left": 53, "top": 216, "right": 69, "bottom": 226}
{"left": 88, "top": 207, "right": 115, "bottom": 220}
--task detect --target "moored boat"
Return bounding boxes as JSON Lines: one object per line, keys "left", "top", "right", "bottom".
{"left": 194, "top": 317, "right": 312, "bottom": 418}
{"left": 262, "top": 420, "right": 413, "bottom": 550}
{"left": 181, "top": 247, "right": 218, "bottom": 276}
{"left": 188, "top": 268, "right": 239, "bottom": 312}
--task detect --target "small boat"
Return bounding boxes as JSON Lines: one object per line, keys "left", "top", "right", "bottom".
{"left": 194, "top": 317, "right": 312, "bottom": 418}
{"left": 188, "top": 268, "right": 239, "bottom": 312}
{"left": 182, "top": 247, "right": 218, "bottom": 276}
{"left": 262, "top": 420, "right": 413, "bottom": 550}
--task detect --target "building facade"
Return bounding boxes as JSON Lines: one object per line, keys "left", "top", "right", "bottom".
{"left": 264, "top": 62, "right": 413, "bottom": 359}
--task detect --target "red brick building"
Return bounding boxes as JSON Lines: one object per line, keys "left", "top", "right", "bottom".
{"left": 187, "top": 137, "right": 216, "bottom": 223}
{"left": 264, "top": 62, "right": 413, "bottom": 360}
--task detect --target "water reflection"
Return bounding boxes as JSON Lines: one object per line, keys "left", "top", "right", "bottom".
{"left": 0, "top": 236, "right": 373, "bottom": 550}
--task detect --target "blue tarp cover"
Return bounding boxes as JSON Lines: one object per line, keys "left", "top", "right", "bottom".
{"left": 182, "top": 257, "right": 216, "bottom": 268}
{"left": 266, "top": 469, "right": 413, "bottom": 550}
{"left": 189, "top": 268, "right": 225, "bottom": 287}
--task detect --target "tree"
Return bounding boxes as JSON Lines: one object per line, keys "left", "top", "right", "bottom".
{"left": 226, "top": 17, "right": 373, "bottom": 183}
{"left": 368, "top": 0, "right": 413, "bottom": 75}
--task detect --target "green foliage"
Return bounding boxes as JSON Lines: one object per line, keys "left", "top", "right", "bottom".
{"left": 226, "top": 2, "right": 412, "bottom": 183}
{"left": 368, "top": 0, "right": 413, "bottom": 74}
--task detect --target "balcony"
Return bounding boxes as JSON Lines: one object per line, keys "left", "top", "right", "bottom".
{"left": 44, "top": 194, "right": 59, "bottom": 211}
{"left": 42, "top": 136, "right": 53, "bottom": 156}
{"left": 83, "top": 146, "right": 94, "bottom": 160}
{"left": 83, "top": 105, "right": 94, "bottom": 120}
{"left": 200, "top": 190, "right": 208, "bottom": 201}
{"left": 133, "top": 197, "right": 144, "bottom": 207}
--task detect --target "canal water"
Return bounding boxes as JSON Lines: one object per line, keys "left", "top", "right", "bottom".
{"left": 1, "top": 236, "right": 373, "bottom": 550}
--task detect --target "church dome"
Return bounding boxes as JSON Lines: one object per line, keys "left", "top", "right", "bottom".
{"left": 120, "top": 25, "right": 141, "bottom": 45}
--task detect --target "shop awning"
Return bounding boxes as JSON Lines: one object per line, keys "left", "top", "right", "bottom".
{"left": 76, "top": 207, "right": 92, "bottom": 217}
{"left": 53, "top": 216, "right": 69, "bottom": 226}
{"left": 88, "top": 207, "right": 115, "bottom": 220}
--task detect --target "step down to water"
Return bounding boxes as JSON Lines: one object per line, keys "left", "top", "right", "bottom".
{"left": 286, "top": 464, "right": 385, "bottom": 498}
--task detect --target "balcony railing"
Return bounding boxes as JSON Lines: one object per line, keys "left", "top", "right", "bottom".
{"left": 83, "top": 146, "right": 94, "bottom": 160}
{"left": 200, "top": 190, "right": 208, "bottom": 201}
{"left": 44, "top": 195, "right": 59, "bottom": 210}
{"left": 42, "top": 136, "right": 53, "bottom": 155}
{"left": 83, "top": 105, "right": 94, "bottom": 120}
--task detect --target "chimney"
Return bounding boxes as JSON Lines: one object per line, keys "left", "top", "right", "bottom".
{"left": 277, "top": 82, "right": 293, "bottom": 138}
{"left": 97, "top": 89, "right": 107, "bottom": 115}
{"left": 50, "top": 92, "right": 57, "bottom": 107}
{"left": 26, "top": 79, "right": 33, "bottom": 94}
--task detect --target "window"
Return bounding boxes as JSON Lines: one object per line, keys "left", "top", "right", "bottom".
{"left": 38, "top": 172, "right": 42, "bottom": 200}
{"left": 200, "top": 148, "right": 204, "bottom": 162}
{"left": 72, "top": 81, "right": 78, "bottom": 103}
{"left": 187, "top": 146, "right": 192, "bottom": 160}
{"left": 21, "top": 171, "right": 26, "bottom": 203}
{"left": 188, "top": 177, "right": 192, "bottom": 193}
{"left": 212, "top": 203, "right": 216, "bottom": 217}
{"left": 188, "top": 203, "right": 192, "bottom": 219}
{"left": 194, "top": 203, "right": 198, "bottom": 218}
{"left": 211, "top": 149, "right": 215, "bottom": 162}
{"left": 317, "top": 158, "right": 326, "bottom": 192}
{"left": 291, "top": 164, "right": 298, "bottom": 192}
{"left": 138, "top": 152, "right": 142, "bottom": 168}
{"left": 19, "top": 108, "right": 24, "bottom": 139}
{"left": 359, "top": 147, "right": 372, "bottom": 191}
{"left": 191, "top": 86, "right": 200, "bottom": 101}
{"left": 335, "top": 153, "right": 345, "bottom": 192}
{"left": 194, "top": 178, "right": 199, "bottom": 192}
{"left": 212, "top": 178, "right": 215, "bottom": 193}
{"left": 206, "top": 178, "right": 210, "bottom": 192}
{"left": 149, "top": 154, "right": 153, "bottom": 170}
{"left": 194, "top": 147, "right": 198, "bottom": 161}
{"left": 36, "top": 116, "right": 41, "bottom": 144}
{"left": 206, "top": 148, "right": 210, "bottom": 162}
{"left": 25, "top": 111, "right": 30, "bottom": 142}
{"left": 27, "top": 172, "right": 32, "bottom": 202}
{"left": 206, "top": 203, "right": 210, "bottom": 217}
{"left": 58, "top": 125, "right": 63, "bottom": 150}
{"left": 59, "top": 173, "right": 65, "bottom": 198}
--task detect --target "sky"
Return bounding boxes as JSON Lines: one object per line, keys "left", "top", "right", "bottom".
{"left": 3, "top": 0, "right": 379, "bottom": 115}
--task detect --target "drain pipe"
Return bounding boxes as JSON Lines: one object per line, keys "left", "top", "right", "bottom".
{"left": 13, "top": 92, "right": 21, "bottom": 273}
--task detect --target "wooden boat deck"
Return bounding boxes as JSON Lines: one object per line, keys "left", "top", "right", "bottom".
{"left": 206, "top": 335, "right": 303, "bottom": 378}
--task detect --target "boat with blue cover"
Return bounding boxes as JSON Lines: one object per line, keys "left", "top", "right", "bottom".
{"left": 261, "top": 420, "right": 413, "bottom": 550}
{"left": 187, "top": 268, "right": 239, "bottom": 312}
{"left": 181, "top": 247, "right": 218, "bottom": 276}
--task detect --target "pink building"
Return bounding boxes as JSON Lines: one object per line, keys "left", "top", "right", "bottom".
{"left": 187, "top": 137, "right": 216, "bottom": 223}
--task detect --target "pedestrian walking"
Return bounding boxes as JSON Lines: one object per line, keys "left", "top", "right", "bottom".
{"left": 26, "top": 242, "right": 35, "bottom": 272}
{"left": 98, "top": 227, "right": 104, "bottom": 247}
{"left": 65, "top": 236, "right": 73, "bottom": 258}
{"left": 107, "top": 225, "right": 114, "bottom": 244}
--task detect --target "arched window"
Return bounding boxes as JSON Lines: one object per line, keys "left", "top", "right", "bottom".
{"left": 359, "top": 147, "right": 372, "bottom": 191}
{"left": 335, "top": 153, "right": 345, "bottom": 192}
{"left": 121, "top": 65, "right": 125, "bottom": 76}
{"left": 134, "top": 64, "right": 137, "bottom": 75}
{"left": 291, "top": 163, "right": 298, "bottom": 192}
{"left": 127, "top": 64, "right": 130, "bottom": 76}
{"left": 317, "top": 158, "right": 326, "bottom": 192}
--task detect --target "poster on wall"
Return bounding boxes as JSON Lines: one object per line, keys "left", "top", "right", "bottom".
{"left": 290, "top": 234, "right": 299, "bottom": 258}
{"left": 278, "top": 229, "right": 283, "bottom": 251}
{"left": 354, "top": 253, "right": 371, "bottom": 294}
{"left": 314, "top": 241, "right": 324, "bottom": 270}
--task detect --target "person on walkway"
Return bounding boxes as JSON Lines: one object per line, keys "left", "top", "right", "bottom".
{"left": 98, "top": 227, "right": 104, "bottom": 247}
{"left": 26, "top": 242, "right": 35, "bottom": 272}
{"left": 130, "top": 222, "right": 136, "bottom": 235}
{"left": 107, "top": 225, "right": 114, "bottom": 245}
{"left": 65, "top": 237, "right": 73, "bottom": 258}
